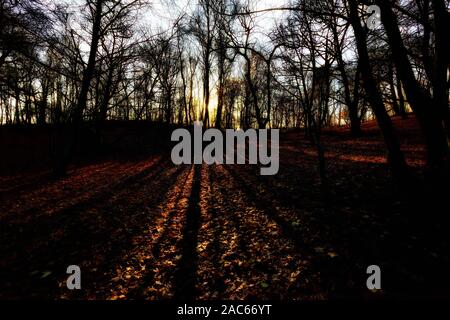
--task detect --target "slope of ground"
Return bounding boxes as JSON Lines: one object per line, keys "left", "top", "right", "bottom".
{"left": 0, "top": 117, "right": 449, "bottom": 299}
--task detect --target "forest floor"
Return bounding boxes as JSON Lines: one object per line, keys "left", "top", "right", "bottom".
{"left": 1, "top": 116, "right": 449, "bottom": 300}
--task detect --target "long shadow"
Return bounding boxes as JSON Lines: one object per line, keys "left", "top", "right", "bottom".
{"left": 0, "top": 161, "right": 120, "bottom": 197}
{"left": 0, "top": 162, "right": 127, "bottom": 219}
{"left": 223, "top": 165, "right": 310, "bottom": 252}
{"left": 173, "top": 164, "right": 202, "bottom": 300}
{"left": 223, "top": 164, "right": 450, "bottom": 298}
{"left": 206, "top": 165, "right": 226, "bottom": 298}
{"left": 151, "top": 168, "right": 193, "bottom": 258}
{"left": 126, "top": 166, "right": 193, "bottom": 299}
{"left": 0, "top": 157, "right": 166, "bottom": 226}
{"left": 210, "top": 165, "right": 251, "bottom": 262}
{"left": 0, "top": 159, "right": 186, "bottom": 299}
{"left": 65, "top": 165, "right": 190, "bottom": 299}
{"left": 222, "top": 165, "right": 354, "bottom": 296}
{"left": 229, "top": 150, "right": 320, "bottom": 212}
{"left": 0, "top": 156, "right": 168, "bottom": 246}
{"left": 0, "top": 170, "right": 53, "bottom": 195}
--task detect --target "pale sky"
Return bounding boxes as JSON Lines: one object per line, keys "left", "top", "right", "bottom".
{"left": 52, "top": 0, "right": 291, "bottom": 118}
{"left": 58, "top": 0, "right": 289, "bottom": 48}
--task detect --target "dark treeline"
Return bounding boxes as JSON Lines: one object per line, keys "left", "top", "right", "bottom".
{"left": 0, "top": 0, "right": 448, "bottom": 179}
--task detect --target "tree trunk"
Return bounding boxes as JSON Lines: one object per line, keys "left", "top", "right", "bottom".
{"left": 388, "top": 62, "right": 401, "bottom": 116}
{"left": 348, "top": 0, "right": 409, "bottom": 180}
{"left": 54, "top": 0, "right": 103, "bottom": 176}
{"left": 396, "top": 74, "right": 407, "bottom": 119}
{"left": 376, "top": 0, "right": 448, "bottom": 178}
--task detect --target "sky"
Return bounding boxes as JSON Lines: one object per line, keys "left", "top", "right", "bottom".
{"left": 149, "top": 0, "right": 288, "bottom": 31}
{"left": 60, "top": 0, "right": 288, "bottom": 45}
{"left": 52, "top": 0, "right": 291, "bottom": 120}
{"left": 143, "top": 0, "right": 290, "bottom": 116}
{"left": 55, "top": 0, "right": 290, "bottom": 62}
